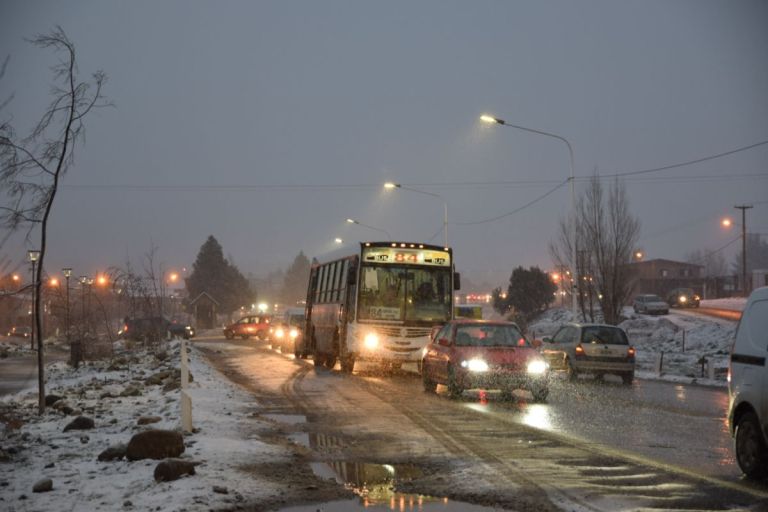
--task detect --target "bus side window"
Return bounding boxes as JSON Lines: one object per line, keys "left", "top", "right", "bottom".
{"left": 347, "top": 262, "right": 357, "bottom": 322}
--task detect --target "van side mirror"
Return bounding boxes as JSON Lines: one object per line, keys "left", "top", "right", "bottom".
{"left": 454, "top": 272, "right": 461, "bottom": 291}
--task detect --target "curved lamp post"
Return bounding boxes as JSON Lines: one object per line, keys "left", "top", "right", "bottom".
{"left": 481, "top": 114, "right": 577, "bottom": 319}
{"left": 384, "top": 182, "right": 448, "bottom": 247}
{"left": 346, "top": 218, "right": 392, "bottom": 240}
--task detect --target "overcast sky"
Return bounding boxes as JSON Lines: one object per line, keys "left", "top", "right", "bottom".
{"left": 1, "top": 1, "right": 767, "bottom": 290}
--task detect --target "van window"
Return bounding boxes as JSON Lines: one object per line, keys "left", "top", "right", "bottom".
{"left": 744, "top": 299, "right": 768, "bottom": 352}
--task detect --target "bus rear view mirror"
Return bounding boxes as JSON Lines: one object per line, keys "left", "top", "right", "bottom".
{"left": 454, "top": 272, "right": 461, "bottom": 291}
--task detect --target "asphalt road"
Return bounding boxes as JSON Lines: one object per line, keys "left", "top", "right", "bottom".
{"left": 0, "top": 338, "right": 68, "bottom": 396}
{"left": 193, "top": 335, "right": 767, "bottom": 512}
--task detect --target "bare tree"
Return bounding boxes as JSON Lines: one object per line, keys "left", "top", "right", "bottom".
{"left": 550, "top": 175, "right": 640, "bottom": 325}
{"left": 0, "top": 27, "right": 109, "bottom": 413}
{"left": 686, "top": 248, "right": 727, "bottom": 278}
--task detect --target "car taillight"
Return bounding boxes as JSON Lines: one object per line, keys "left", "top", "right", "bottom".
{"left": 574, "top": 344, "right": 585, "bottom": 357}
{"left": 123, "top": 324, "right": 128, "bottom": 332}
{"left": 627, "top": 346, "right": 636, "bottom": 359}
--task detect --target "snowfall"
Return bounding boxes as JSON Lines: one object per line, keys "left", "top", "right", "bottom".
{"left": 0, "top": 301, "right": 745, "bottom": 511}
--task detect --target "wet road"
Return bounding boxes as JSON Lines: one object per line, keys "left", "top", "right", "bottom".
{"left": 195, "top": 335, "right": 767, "bottom": 511}
{"left": 0, "top": 339, "right": 68, "bottom": 396}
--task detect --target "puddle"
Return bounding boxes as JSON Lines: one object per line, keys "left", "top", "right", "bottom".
{"left": 295, "top": 461, "right": 498, "bottom": 511}
{"left": 278, "top": 497, "right": 499, "bottom": 511}
{"left": 263, "top": 413, "right": 306, "bottom": 425}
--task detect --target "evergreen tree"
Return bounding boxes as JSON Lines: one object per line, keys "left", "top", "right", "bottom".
{"left": 493, "top": 266, "right": 557, "bottom": 327}
{"left": 186, "top": 236, "right": 253, "bottom": 315}
{"left": 281, "top": 251, "right": 311, "bottom": 305}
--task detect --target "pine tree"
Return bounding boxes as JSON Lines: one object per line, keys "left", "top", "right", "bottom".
{"left": 281, "top": 251, "right": 310, "bottom": 305}
{"left": 186, "top": 236, "right": 253, "bottom": 315}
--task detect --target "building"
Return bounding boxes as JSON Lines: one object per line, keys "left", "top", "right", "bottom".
{"left": 629, "top": 258, "right": 704, "bottom": 298}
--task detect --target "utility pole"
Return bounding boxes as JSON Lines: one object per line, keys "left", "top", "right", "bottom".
{"left": 735, "top": 205, "right": 753, "bottom": 296}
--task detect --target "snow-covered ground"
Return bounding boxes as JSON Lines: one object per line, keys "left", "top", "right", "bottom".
{"left": 0, "top": 340, "right": 290, "bottom": 511}
{"left": 699, "top": 297, "right": 747, "bottom": 311}
{"left": 527, "top": 307, "right": 735, "bottom": 387}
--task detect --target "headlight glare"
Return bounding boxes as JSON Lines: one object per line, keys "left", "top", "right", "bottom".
{"left": 527, "top": 359, "right": 548, "bottom": 375}
{"left": 462, "top": 359, "right": 489, "bottom": 372}
{"left": 364, "top": 332, "right": 379, "bottom": 349}
{"left": 289, "top": 328, "right": 299, "bottom": 338}
{"left": 275, "top": 328, "right": 285, "bottom": 339}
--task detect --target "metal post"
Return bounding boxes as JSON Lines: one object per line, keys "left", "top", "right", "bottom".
{"left": 735, "top": 205, "right": 753, "bottom": 296}
{"left": 30, "top": 260, "right": 36, "bottom": 350}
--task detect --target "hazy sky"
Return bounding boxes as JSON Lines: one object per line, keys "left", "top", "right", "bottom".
{"left": 2, "top": 1, "right": 767, "bottom": 290}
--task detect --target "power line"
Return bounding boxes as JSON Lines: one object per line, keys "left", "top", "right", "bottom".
{"left": 686, "top": 236, "right": 741, "bottom": 265}
{"left": 453, "top": 179, "right": 570, "bottom": 226}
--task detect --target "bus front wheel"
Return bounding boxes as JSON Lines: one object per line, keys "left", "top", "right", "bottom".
{"left": 340, "top": 356, "right": 355, "bottom": 374}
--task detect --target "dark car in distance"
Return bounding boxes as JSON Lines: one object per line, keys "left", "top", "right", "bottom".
{"left": 121, "top": 317, "right": 195, "bottom": 341}
{"left": 6, "top": 326, "right": 31, "bottom": 338}
{"left": 666, "top": 288, "right": 700, "bottom": 308}
{"left": 421, "top": 320, "right": 549, "bottom": 402}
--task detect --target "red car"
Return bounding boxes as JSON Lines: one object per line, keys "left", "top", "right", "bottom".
{"left": 223, "top": 315, "right": 272, "bottom": 340}
{"left": 421, "top": 320, "right": 549, "bottom": 402}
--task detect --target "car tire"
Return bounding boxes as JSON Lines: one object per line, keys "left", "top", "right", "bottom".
{"left": 241, "top": 334, "right": 250, "bottom": 340}
{"left": 566, "top": 358, "right": 579, "bottom": 382}
{"left": 735, "top": 411, "right": 768, "bottom": 479}
{"left": 633, "top": 306, "right": 639, "bottom": 314}
{"left": 446, "top": 365, "right": 463, "bottom": 398}
{"left": 621, "top": 371, "right": 634, "bottom": 385}
{"left": 324, "top": 354, "right": 337, "bottom": 370}
{"left": 531, "top": 386, "right": 549, "bottom": 403}
{"left": 313, "top": 353, "right": 325, "bottom": 368}
{"left": 224, "top": 331, "right": 233, "bottom": 340}
{"left": 500, "top": 389, "right": 515, "bottom": 402}
{"left": 340, "top": 356, "right": 355, "bottom": 374}
{"left": 422, "top": 367, "right": 437, "bottom": 393}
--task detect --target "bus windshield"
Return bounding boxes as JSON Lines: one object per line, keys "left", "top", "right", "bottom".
{"left": 358, "top": 264, "right": 452, "bottom": 323}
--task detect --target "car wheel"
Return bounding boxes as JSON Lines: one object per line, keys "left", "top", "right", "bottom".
{"left": 531, "top": 386, "right": 549, "bottom": 403}
{"left": 224, "top": 331, "right": 233, "bottom": 340}
{"left": 422, "top": 366, "right": 437, "bottom": 393}
{"left": 735, "top": 411, "right": 768, "bottom": 479}
{"left": 621, "top": 371, "right": 634, "bottom": 385}
{"left": 566, "top": 358, "right": 579, "bottom": 382}
{"left": 446, "top": 365, "right": 463, "bottom": 398}
{"left": 313, "top": 353, "right": 325, "bottom": 368}
{"left": 340, "top": 356, "right": 355, "bottom": 374}
{"left": 241, "top": 334, "right": 250, "bottom": 340}
{"left": 324, "top": 354, "right": 337, "bottom": 370}
{"left": 633, "top": 306, "right": 639, "bottom": 314}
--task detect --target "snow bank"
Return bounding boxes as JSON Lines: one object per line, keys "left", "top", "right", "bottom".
{"left": 699, "top": 298, "right": 746, "bottom": 311}
{"left": 0, "top": 341, "right": 288, "bottom": 511}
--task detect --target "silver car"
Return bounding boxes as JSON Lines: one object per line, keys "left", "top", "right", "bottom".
{"left": 633, "top": 294, "right": 669, "bottom": 315}
{"left": 540, "top": 323, "right": 636, "bottom": 384}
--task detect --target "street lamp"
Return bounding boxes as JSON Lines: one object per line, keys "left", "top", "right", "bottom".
{"left": 62, "top": 268, "right": 72, "bottom": 354}
{"left": 721, "top": 217, "right": 733, "bottom": 228}
{"left": 383, "top": 183, "right": 448, "bottom": 247}
{"left": 346, "top": 218, "right": 392, "bottom": 240}
{"left": 27, "top": 250, "right": 40, "bottom": 350}
{"left": 334, "top": 238, "right": 343, "bottom": 244}
{"left": 634, "top": 251, "right": 644, "bottom": 261}
{"left": 734, "top": 205, "right": 753, "bottom": 295}
{"left": 480, "top": 113, "right": 578, "bottom": 319}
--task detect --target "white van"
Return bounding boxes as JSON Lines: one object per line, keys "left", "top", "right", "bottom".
{"left": 728, "top": 286, "right": 768, "bottom": 479}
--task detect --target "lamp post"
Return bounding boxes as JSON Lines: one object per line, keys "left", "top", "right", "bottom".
{"left": 27, "top": 250, "right": 40, "bottom": 350}
{"left": 734, "top": 205, "right": 753, "bottom": 295}
{"left": 346, "top": 218, "right": 392, "bottom": 240}
{"left": 384, "top": 183, "right": 448, "bottom": 247}
{"left": 480, "top": 114, "right": 577, "bottom": 319}
{"left": 62, "top": 268, "right": 72, "bottom": 361}
{"left": 79, "top": 276, "right": 89, "bottom": 335}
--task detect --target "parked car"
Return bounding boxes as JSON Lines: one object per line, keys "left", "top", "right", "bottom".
{"left": 539, "top": 323, "right": 635, "bottom": 384}
{"left": 6, "top": 326, "right": 31, "bottom": 338}
{"left": 666, "top": 287, "right": 700, "bottom": 308}
{"left": 728, "top": 286, "right": 768, "bottom": 479}
{"left": 633, "top": 294, "right": 669, "bottom": 315}
{"left": 271, "top": 308, "right": 305, "bottom": 354}
{"left": 223, "top": 315, "right": 272, "bottom": 340}
{"left": 421, "top": 320, "right": 549, "bottom": 402}
{"left": 121, "top": 317, "right": 195, "bottom": 340}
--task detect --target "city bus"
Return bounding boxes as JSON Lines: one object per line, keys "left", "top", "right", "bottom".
{"left": 301, "top": 241, "right": 459, "bottom": 373}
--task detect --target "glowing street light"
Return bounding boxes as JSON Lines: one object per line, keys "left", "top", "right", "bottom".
{"left": 721, "top": 217, "right": 733, "bottom": 228}
{"left": 96, "top": 275, "right": 108, "bottom": 287}
{"left": 12, "top": 273, "right": 20, "bottom": 283}
{"left": 49, "top": 277, "right": 59, "bottom": 287}
{"left": 383, "top": 182, "right": 448, "bottom": 246}
{"left": 334, "top": 238, "right": 343, "bottom": 244}
{"left": 634, "top": 251, "right": 644, "bottom": 261}
{"left": 346, "top": 218, "right": 392, "bottom": 239}
{"left": 480, "top": 112, "right": 577, "bottom": 319}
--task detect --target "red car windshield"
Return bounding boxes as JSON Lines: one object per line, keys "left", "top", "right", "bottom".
{"left": 455, "top": 324, "right": 527, "bottom": 347}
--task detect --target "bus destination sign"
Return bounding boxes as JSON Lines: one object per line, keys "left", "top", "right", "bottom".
{"left": 362, "top": 247, "right": 450, "bottom": 267}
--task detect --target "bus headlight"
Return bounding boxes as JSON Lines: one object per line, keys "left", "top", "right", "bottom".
{"left": 527, "top": 359, "right": 548, "bottom": 375}
{"left": 364, "top": 332, "right": 379, "bottom": 349}
{"left": 461, "top": 359, "right": 489, "bottom": 373}
{"left": 289, "top": 328, "right": 299, "bottom": 339}
{"left": 679, "top": 295, "right": 687, "bottom": 303}
{"left": 274, "top": 328, "right": 285, "bottom": 339}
